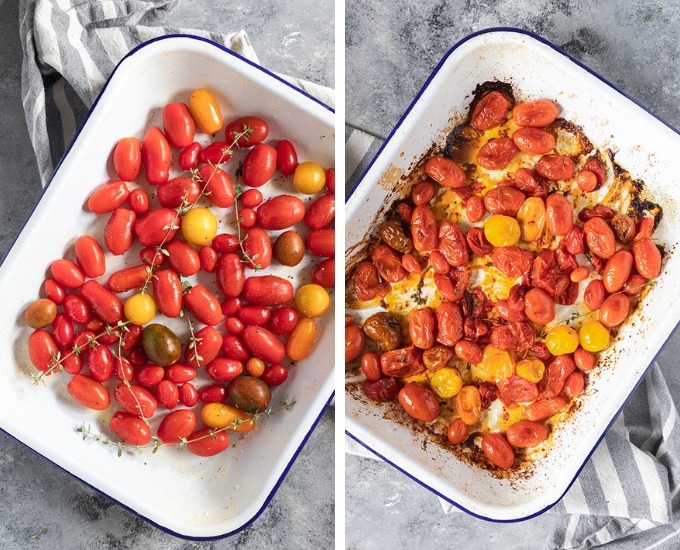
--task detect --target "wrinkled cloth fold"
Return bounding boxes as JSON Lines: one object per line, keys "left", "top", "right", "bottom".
{"left": 20, "top": 0, "right": 333, "bottom": 186}
{"left": 345, "top": 125, "right": 680, "bottom": 550}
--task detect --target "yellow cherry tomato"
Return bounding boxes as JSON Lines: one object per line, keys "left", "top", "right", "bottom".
{"left": 124, "top": 293, "right": 156, "bottom": 325}
{"left": 293, "top": 161, "right": 326, "bottom": 194}
{"left": 516, "top": 197, "right": 546, "bottom": 242}
{"left": 545, "top": 325, "right": 579, "bottom": 355}
{"left": 286, "top": 317, "right": 318, "bottom": 361}
{"left": 484, "top": 214, "right": 521, "bottom": 247}
{"left": 295, "top": 284, "right": 330, "bottom": 318}
{"left": 579, "top": 320, "right": 610, "bottom": 352}
{"left": 516, "top": 357, "right": 545, "bottom": 383}
{"left": 246, "top": 357, "right": 266, "bottom": 377}
{"left": 472, "top": 344, "right": 515, "bottom": 382}
{"left": 200, "top": 403, "right": 256, "bottom": 433}
{"left": 181, "top": 207, "right": 218, "bottom": 245}
{"left": 430, "top": 367, "right": 463, "bottom": 398}
{"left": 188, "top": 88, "right": 223, "bottom": 134}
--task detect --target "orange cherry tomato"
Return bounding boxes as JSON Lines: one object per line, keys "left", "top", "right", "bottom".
{"left": 481, "top": 432, "right": 515, "bottom": 469}
{"left": 398, "top": 383, "right": 440, "bottom": 422}
{"left": 512, "top": 127, "right": 555, "bottom": 155}
{"left": 506, "top": 420, "right": 548, "bottom": 448}
{"left": 455, "top": 385, "right": 482, "bottom": 425}
{"left": 632, "top": 239, "right": 662, "bottom": 279}
{"left": 471, "top": 91, "right": 509, "bottom": 131}
{"left": 424, "top": 156, "right": 467, "bottom": 188}
{"left": 599, "top": 293, "right": 630, "bottom": 328}
{"left": 512, "top": 99, "right": 559, "bottom": 127}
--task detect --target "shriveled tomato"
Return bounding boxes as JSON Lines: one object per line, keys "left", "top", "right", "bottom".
{"left": 411, "top": 204, "right": 438, "bottom": 252}
{"left": 512, "top": 127, "right": 555, "bottom": 155}
{"left": 455, "top": 385, "right": 482, "bottom": 425}
{"left": 424, "top": 156, "right": 467, "bottom": 188}
{"left": 484, "top": 187, "right": 526, "bottom": 217}
{"left": 506, "top": 420, "right": 548, "bottom": 448}
{"left": 632, "top": 239, "right": 662, "bottom": 279}
{"left": 491, "top": 246, "right": 533, "bottom": 278}
{"left": 435, "top": 301, "right": 463, "bottom": 347}
{"left": 512, "top": 99, "right": 559, "bottom": 127}
{"left": 470, "top": 91, "right": 509, "bottom": 131}
{"left": 584, "top": 217, "right": 616, "bottom": 259}
{"left": 535, "top": 154, "right": 575, "bottom": 181}
{"left": 524, "top": 287, "right": 555, "bottom": 325}
{"left": 525, "top": 396, "right": 568, "bottom": 421}
{"left": 476, "top": 137, "right": 518, "bottom": 170}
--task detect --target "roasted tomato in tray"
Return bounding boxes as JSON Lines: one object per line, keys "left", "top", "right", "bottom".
{"left": 346, "top": 84, "right": 664, "bottom": 472}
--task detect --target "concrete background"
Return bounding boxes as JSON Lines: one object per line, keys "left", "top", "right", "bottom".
{"left": 0, "top": 0, "right": 334, "bottom": 548}
{"left": 345, "top": 1, "right": 680, "bottom": 548}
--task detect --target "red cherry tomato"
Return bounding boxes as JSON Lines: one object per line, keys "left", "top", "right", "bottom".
{"left": 151, "top": 269, "right": 182, "bottom": 318}
{"left": 87, "top": 180, "right": 130, "bottom": 214}
{"left": 51, "top": 314, "right": 74, "bottom": 347}
{"left": 110, "top": 411, "right": 152, "bottom": 445}
{"left": 261, "top": 364, "right": 288, "bottom": 386}
{"left": 306, "top": 229, "right": 335, "bottom": 257}
{"left": 136, "top": 365, "right": 164, "bottom": 387}
{"left": 512, "top": 99, "right": 559, "bottom": 127}
{"left": 67, "top": 374, "right": 110, "bottom": 410}
{"left": 197, "top": 164, "right": 235, "bottom": 208}
{"left": 184, "top": 285, "right": 223, "bottom": 326}
{"left": 241, "top": 189, "right": 263, "bottom": 208}
{"left": 257, "top": 195, "right": 306, "bottom": 229}
{"left": 187, "top": 428, "right": 229, "bottom": 456}
{"left": 185, "top": 326, "right": 223, "bottom": 368}
{"left": 398, "top": 383, "right": 440, "bottom": 422}
{"left": 242, "top": 326, "right": 285, "bottom": 364}
{"left": 180, "top": 383, "right": 200, "bottom": 407}
{"left": 481, "top": 433, "right": 515, "bottom": 469}
{"left": 206, "top": 358, "right": 243, "bottom": 383}
{"left": 128, "top": 188, "right": 149, "bottom": 215}
{"left": 135, "top": 208, "right": 179, "bottom": 247}
{"left": 326, "top": 168, "right": 335, "bottom": 194}
{"left": 241, "top": 144, "right": 277, "bottom": 187}
{"left": 104, "top": 208, "right": 136, "bottom": 256}
{"left": 216, "top": 253, "right": 245, "bottom": 298}
{"left": 107, "top": 264, "right": 147, "bottom": 293}
{"left": 88, "top": 344, "right": 114, "bottom": 383}
{"left": 225, "top": 116, "right": 269, "bottom": 147}
{"left": 80, "top": 280, "right": 123, "bottom": 325}
{"left": 267, "top": 306, "right": 299, "bottom": 335}
{"left": 163, "top": 103, "right": 195, "bottom": 149}
{"left": 50, "top": 259, "right": 84, "bottom": 289}
{"left": 141, "top": 126, "right": 171, "bottom": 185}
{"left": 305, "top": 194, "right": 335, "bottom": 230}
{"left": 199, "top": 245, "right": 218, "bottom": 273}
{"left": 113, "top": 138, "right": 141, "bottom": 182}
{"left": 237, "top": 305, "right": 271, "bottom": 326}
{"left": 312, "top": 257, "right": 335, "bottom": 288}
{"left": 63, "top": 294, "right": 91, "bottom": 324}
{"left": 165, "top": 240, "right": 200, "bottom": 277}
{"left": 199, "top": 383, "right": 227, "bottom": 403}
{"left": 114, "top": 382, "right": 157, "bottom": 418}
{"left": 178, "top": 142, "right": 201, "bottom": 171}
{"left": 276, "top": 139, "right": 298, "bottom": 175}
{"left": 242, "top": 276, "right": 294, "bottom": 306}
{"left": 44, "top": 278, "right": 66, "bottom": 305}
{"left": 424, "top": 156, "right": 466, "bottom": 188}
{"left": 155, "top": 380, "right": 180, "bottom": 409}
{"left": 157, "top": 409, "right": 197, "bottom": 444}
{"left": 28, "top": 329, "right": 59, "bottom": 373}
{"left": 157, "top": 177, "right": 201, "bottom": 208}
{"left": 242, "top": 228, "right": 272, "bottom": 270}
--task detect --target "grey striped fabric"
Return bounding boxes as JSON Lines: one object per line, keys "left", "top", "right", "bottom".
{"left": 20, "top": 0, "right": 333, "bottom": 187}
{"left": 345, "top": 126, "right": 680, "bottom": 549}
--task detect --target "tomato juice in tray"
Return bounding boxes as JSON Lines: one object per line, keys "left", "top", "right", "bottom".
{"left": 346, "top": 80, "right": 663, "bottom": 474}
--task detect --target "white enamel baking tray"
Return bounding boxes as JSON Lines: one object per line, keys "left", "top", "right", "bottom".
{"left": 345, "top": 28, "right": 680, "bottom": 521}
{"left": 0, "top": 36, "right": 334, "bottom": 538}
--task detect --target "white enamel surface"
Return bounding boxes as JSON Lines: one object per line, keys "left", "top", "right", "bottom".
{"left": 345, "top": 30, "right": 680, "bottom": 521}
{"left": 0, "top": 37, "right": 334, "bottom": 538}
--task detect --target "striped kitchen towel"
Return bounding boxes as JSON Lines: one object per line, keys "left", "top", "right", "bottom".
{"left": 19, "top": 0, "right": 333, "bottom": 187}
{"left": 345, "top": 125, "right": 680, "bottom": 550}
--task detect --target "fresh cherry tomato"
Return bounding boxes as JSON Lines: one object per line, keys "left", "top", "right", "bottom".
{"left": 44, "top": 278, "right": 65, "bottom": 305}
{"left": 261, "top": 364, "right": 288, "bottom": 386}
{"left": 312, "top": 257, "right": 335, "bottom": 288}
{"left": 185, "top": 326, "right": 223, "bottom": 368}
{"left": 257, "top": 195, "right": 305, "bottom": 229}
{"left": 134, "top": 208, "right": 179, "bottom": 247}
{"left": 28, "top": 329, "right": 59, "bottom": 373}
{"left": 80, "top": 280, "right": 123, "bottom": 324}
{"left": 293, "top": 161, "right": 326, "bottom": 194}
{"left": 242, "top": 326, "right": 285, "bottom": 364}
{"left": 242, "top": 275, "right": 294, "bottom": 307}
{"left": 157, "top": 177, "right": 201, "bottom": 208}
{"left": 242, "top": 144, "right": 277, "bottom": 188}
{"left": 304, "top": 193, "right": 335, "bottom": 230}
{"left": 152, "top": 269, "right": 182, "bottom": 318}
{"left": 178, "top": 142, "right": 202, "bottom": 170}
{"left": 107, "top": 264, "right": 147, "bottom": 293}
{"left": 141, "top": 126, "right": 171, "bottom": 185}
{"left": 128, "top": 188, "right": 149, "bottom": 215}
{"left": 88, "top": 344, "right": 114, "bottom": 382}
{"left": 267, "top": 307, "right": 299, "bottom": 335}
{"left": 67, "top": 374, "right": 110, "bottom": 410}
{"left": 225, "top": 116, "right": 268, "bottom": 147}
{"left": 186, "top": 428, "right": 229, "bottom": 457}
{"left": 50, "top": 259, "right": 84, "bottom": 289}
{"left": 242, "top": 228, "right": 273, "bottom": 270}
{"left": 216, "top": 253, "right": 246, "bottom": 299}
{"left": 157, "top": 409, "right": 197, "bottom": 444}
{"left": 198, "top": 141, "right": 232, "bottom": 164}
{"left": 241, "top": 189, "right": 263, "bottom": 208}
{"left": 114, "top": 382, "right": 157, "bottom": 418}
{"left": 276, "top": 139, "right": 298, "bottom": 175}
{"left": 25, "top": 298, "right": 57, "bottom": 329}
{"left": 180, "top": 383, "right": 199, "bottom": 408}
{"left": 113, "top": 138, "right": 141, "bottom": 182}
{"left": 227, "top": 376, "right": 271, "bottom": 412}
{"left": 206, "top": 357, "right": 243, "bottom": 383}
{"left": 188, "top": 88, "right": 223, "bottom": 134}
{"left": 184, "top": 285, "right": 223, "bottom": 326}
{"left": 306, "top": 228, "right": 335, "bottom": 257}
{"left": 197, "top": 164, "right": 235, "bottom": 208}
{"left": 200, "top": 403, "right": 255, "bottom": 432}
{"left": 87, "top": 180, "right": 130, "bottom": 213}
{"left": 110, "top": 411, "right": 151, "bottom": 445}
{"left": 163, "top": 103, "right": 195, "bottom": 149}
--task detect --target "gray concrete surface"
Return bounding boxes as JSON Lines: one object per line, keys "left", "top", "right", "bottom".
{"left": 346, "top": 1, "right": 680, "bottom": 548}
{"left": 0, "top": 0, "right": 334, "bottom": 548}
